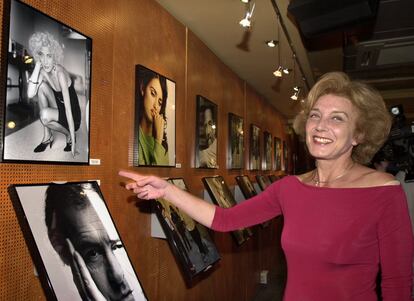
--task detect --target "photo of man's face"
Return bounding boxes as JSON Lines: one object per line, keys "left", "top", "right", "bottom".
{"left": 11, "top": 182, "right": 147, "bottom": 301}
{"left": 64, "top": 203, "right": 134, "bottom": 301}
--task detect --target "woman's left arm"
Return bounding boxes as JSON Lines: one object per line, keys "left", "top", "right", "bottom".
{"left": 57, "top": 71, "right": 76, "bottom": 157}
{"left": 378, "top": 187, "right": 414, "bottom": 301}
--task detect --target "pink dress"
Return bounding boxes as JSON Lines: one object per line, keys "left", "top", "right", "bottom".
{"left": 211, "top": 176, "right": 414, "bottom": 300}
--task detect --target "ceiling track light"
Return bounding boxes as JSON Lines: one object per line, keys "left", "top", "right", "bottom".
{"left": 240, "top": 0, "right": 250, "bottom": 3}
{"left": 290, "top": 91, "right": 299, "bottom": 100}
{"left": 273, "top": 66, "right": 283, "bottom": 77}
{"left": 239, "top": 2, "right": 255, "bottom": 28}
{"left": 266, "top": 40, "right": 278, "bottom": 48}
{"left": 283, "top": 67, "right": 291, "bottom": 75}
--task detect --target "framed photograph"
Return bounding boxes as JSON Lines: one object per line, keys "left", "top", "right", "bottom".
{"left": 133, "top": 64, "right": 176, "bottom": 167}
{"left": 154, "top": 178, "right": 220, "bottom": 284}
{"left": 8, "top": 181, "right": 147, "bottom": 301}
{"left": 268, "top": 174, "right": 280, "bottom": 183}
{"left": 195, "top": 95, "right": 218, "bottom": 168}
{"left": 236, "top": 175, "right": 270, "bottom": 228}
{"left": 202, "top": 176, "right": 252, "bottom": 245}
{"left": 274, "top": 137, "right": 282, "bottom": 171}
{"left": 263, "top": 131, "right": 272, "bottom": 170}
{"left": 249, "top": 124, "right": 261, "bottom": 170}
{"left": 256, "top": 174, "right": 272, "bottom": 191}
{"left": 235, "top": 175, "right": 257, "bottom": 199}
{"left": 283, "top": 140, "right": 288, "bottom": 172}
{"left": 228, "top": 113, "right": 244, "bottom": 169}
{"left": 1, "top": 0, "right": 92, "bottom": 164}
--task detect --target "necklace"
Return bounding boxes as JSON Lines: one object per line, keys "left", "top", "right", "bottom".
{"left": 312, "top": 162, "right": 355, "bottom": 187}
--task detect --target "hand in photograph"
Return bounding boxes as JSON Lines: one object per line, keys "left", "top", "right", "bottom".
{"left": 66, "top": 238, "right": 106, "bottom": 301}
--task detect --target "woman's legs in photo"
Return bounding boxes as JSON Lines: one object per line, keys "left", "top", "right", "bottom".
{"left": 35, "top": 82, "right": 70, "bottom": 152}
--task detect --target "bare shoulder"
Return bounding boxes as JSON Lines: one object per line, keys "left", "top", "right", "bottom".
{"left": 353, "top": 165, "right": 399, "bottom": 187}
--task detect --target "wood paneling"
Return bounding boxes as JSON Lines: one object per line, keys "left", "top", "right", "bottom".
{"left": 0, "top": 0, "right": 289, "bottom": 300}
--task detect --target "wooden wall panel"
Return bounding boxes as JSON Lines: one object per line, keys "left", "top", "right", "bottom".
{"left": 0, "top": 0, "right": 289, "bottom": 300}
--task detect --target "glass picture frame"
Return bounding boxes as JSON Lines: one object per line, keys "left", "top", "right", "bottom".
{"left": 227, "top": 113, "right": 244, "bottom": 169}
{"left": 8, "top": 181, "right": 147, "bottom": 301}
{"left": 154, "top": 178, "right": 220, "bottom": 284}
{"left": 195, "top": 95, "right": 218, "bottom": 168}
{"left": 1, "top": 0, "right": 92, "bottom": 164}
{"left": 202, "top": 175, "right": 253, "bottom": 245}
{"left": 274, "top": 137, "right": 282, "bottom": 171}
{"left": 256, "top": 174, "right": 272, "bottom": 192}
{"left": 263, "top": 131, "right": 272, "bottom": 170}
{"left": 133, "top": 64, "right": 176, "bottom": 167}
{"left": 249, "top": 124, "right": 261, "bottom": 170}
{"left": 235, "top": 175, "right": 257, "bottom": 199}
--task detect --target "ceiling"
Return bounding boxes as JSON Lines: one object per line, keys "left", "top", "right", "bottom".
{"left": 156, "top": 0, "right": 414, "bottom": 120}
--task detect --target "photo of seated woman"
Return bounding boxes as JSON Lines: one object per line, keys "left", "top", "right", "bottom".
{"left": 134, "top": 65, "right": 176, "bottom": 167}
{"left": 3, "top": 0, "right": 91, "bottom": 164}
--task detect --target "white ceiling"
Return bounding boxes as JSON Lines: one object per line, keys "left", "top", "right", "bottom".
{"left": 156, "top": 0, "right": 315, "bottom": 119}
{"left": 156, "top": 0, "right": 414, "bottom": 119}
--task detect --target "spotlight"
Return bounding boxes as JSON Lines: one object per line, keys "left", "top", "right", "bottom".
{"left": 266, "top": 40, "right": 278, "bottom": 48}
{"left": 293, "top": 86, "right": 299, "bottom": 92}
{"left": 239, "top": 17, "right": 251, "bottom": 28}
{"left": 290, "top": 91, "right": 299, "bottom": 100}
{"left": 283, "top": 68, "right": 290, "bottom": 75}
{"left": 273, "top": 66, "right": 283, "bottom": 77}
{"left": 240, "top": 0, "right": 250, "bottom": 2}
{"left": 239, "top": 2, "right": 255, "bottom": 28}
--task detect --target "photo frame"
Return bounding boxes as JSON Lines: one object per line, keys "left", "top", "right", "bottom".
{"left": 133, "top": 64, "right": 176, "bottom": 167}
{"left": 1, "top": 0, "right": 92, "bottom": 164}
{"left": 263, "top": 131, "right": 272, "bottom": 170}
{"left": 154, "top": 178, "right": 220, "bottom": 284}
{"left": 274, "top": 137, "right": 282, "bottom": 171}
{"left": 195, "top": 95, "right": 218, "bottom": 168}
{"left": 249, "top": 124, "right": 261, "bottom": 170}
{"left": 235, "top": 175, "right": 257, "bottom": 199}
{"left": 268, "top": 174, "right": 280, "bottom": 183}
{"left": 202, "top": 176, "right": 252, "bottom": 245}
{"left": 8, "top": 181, "right": 147, "bottom": 301}
{"left": 236, "top": 175, "right": 270, "bottom": 228}
{"left": 283, "top": 140, "right": 288, "bottom": 172}
{"left": 256, "top": 174, "right": 272, "bottom": 191}
{"left": 227, "top": 113, "right": 244, "bottom": 169}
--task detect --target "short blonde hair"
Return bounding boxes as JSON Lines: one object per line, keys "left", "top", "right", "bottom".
{"left": 293, "top": 72, "right": 392, "bottom": 164}
{"left": 29, "top": 32, "right": 63, "bottom": 64}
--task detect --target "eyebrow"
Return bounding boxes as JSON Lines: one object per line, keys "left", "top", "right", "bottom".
{"left": 310, "top": 108, "right": 349, "bottom": 118}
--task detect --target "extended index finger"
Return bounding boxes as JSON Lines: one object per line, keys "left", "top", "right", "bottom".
{"left": 118, "top": 170, "right": 141, "bottom": 181}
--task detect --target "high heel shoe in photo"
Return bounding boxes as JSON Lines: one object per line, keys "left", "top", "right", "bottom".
{"left": 34, "top": 135, "right": 54, "bottom": 153}
{"left": 64, "top": 136, "right": 76, "bottom": 152}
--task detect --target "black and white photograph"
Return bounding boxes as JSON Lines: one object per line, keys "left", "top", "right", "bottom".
{"left": 9, "top": 181, "right": 147, "bottom": 301}
{"left": 134, "top": 65, "right": 176, "bottom": 167}
{"left": 274, "top": 137, "right": 282, "bottom": 171}
{"left": 263, "top": 131, "right": 272, "bottom": 170}
{"left": 2, "top": 0, "right": 91, "bottom": 164}
{"left": 195, "top": 95, "right": 218, "bottom": 168}
{"left": 256, "top": 174, "right": 272, "bottom": 191}
{"left": 154, "top": 178, "right": 220, "bottom": 283}
{"left": 202, "top": 176, "right": 252, "bottom": 245}
{"left": 235, "top": 175, "right": 257, "bottom": 199}
{"left": 249, "top": 124, "right": 261, "bottom": 170}
{"left": 228, "top": 113, "right": 244, "bottom": 169}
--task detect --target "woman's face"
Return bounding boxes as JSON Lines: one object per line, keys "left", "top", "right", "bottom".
{"left": 305, "top": 94, "right": 358, "bottom": 161}
{"left": 37, "top": 46, "right": 54, "bottom": 73}
{"left": 142, "top": 77, "right": 163, "bottom": 124}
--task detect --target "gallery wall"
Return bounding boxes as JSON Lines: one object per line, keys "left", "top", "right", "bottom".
{"left": 0, "top": 0, "right": 289, "bottom": 300}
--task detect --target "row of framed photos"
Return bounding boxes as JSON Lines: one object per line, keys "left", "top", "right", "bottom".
{"left": 1, "top": 0, "right": 288, "bottom": 170}
{"left": 9, "top": 174, "right": 280, "bottom": 300}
